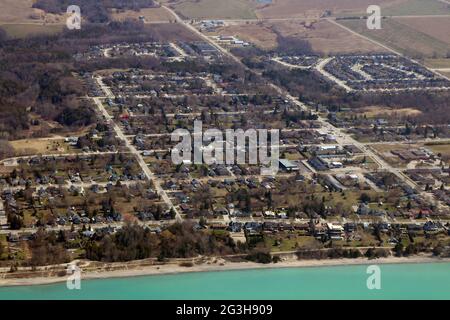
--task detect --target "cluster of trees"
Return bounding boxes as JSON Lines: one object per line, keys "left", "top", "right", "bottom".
{"left": 33, "top": 0, "right": 156, "bottom": 23}
{"left": 282, "top": 109, "right": 318, "bottom": 125}
{"left": 7, "top": 213, "right": 24, "bottom": 230}
{"left": 432, "top": 244, "right": 450, "bottom": 257}
{"left": 245, "top": 249, "right": 274, "bottom": 264}
{"left": 262, "top": 65, "right": 450, "bottom": 125}
{"left": 219, "top": 179, "right": 344, "bottom": 218}
{"left": 234, "top": 34, "right": 450, "bottom": 126}
{"left": 274, "top": 34, "right": 313, "bottom": 56}
{"left": 76, "top": 128, "right": 120, "bottom": 152}
{"left": 296, "top": 248, "right": 363, "bottom": 260}
{"left": 0, "top": 19, "right": 186, "bottom": 140}
{"left": 394, "top": 242, "right": 434, "bottom": 257}
{"left": 0, "top": 16, "right": 220, "bottom": 139}
{"left": 296, "top": 247, "right": 395, "bottom": 260}
{"left": 263, "top": 68, "right": 345, "bottom": 108}
{"left": 0, "top": 41, "right": 93, "bottom": 139}
{"left": 364, "top": 247, "right": 390, "bottom": 259}
{"left": 28, "top": 230, "right": 71, "bottom": 266}
{"left": 57, "top": 105, "right": 95, "bottom": 126}
{"left": 0, "top": 140, "right": 14, "bottom": 160}
{"left": 85, "top": 222, "right": 247, "bottom": 262}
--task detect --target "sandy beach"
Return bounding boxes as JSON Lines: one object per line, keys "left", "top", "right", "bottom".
{"left": 1, "top": 254, "right": 449, "bottom": 287}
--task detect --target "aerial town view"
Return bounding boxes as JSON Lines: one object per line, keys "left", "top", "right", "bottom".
{"left": 0, "top": 0, "right": 449, "bottom": 303}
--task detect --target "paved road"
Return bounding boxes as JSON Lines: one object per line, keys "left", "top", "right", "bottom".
{"left": 327, "top": 18, "right": 450, "bottom": 82}
{"left": 431, "top": 68, "right": 450, "bottom": 72}
{"left": 185, "top": 14, "right": 450, "bottom": 25}
{"left": 162, "top": 6, "right": 245, "bottom": 66}
{"left": 315, "top": 57, "right": 353, "bottom": 92}
{"left": 92, "top": 81, "right": 181, "bottom": 221}
{"left": 163, "top": 6, "right": 447, "bottom": 210}
{"left": 271, "top": 57, "right": 313, "bottom": 70}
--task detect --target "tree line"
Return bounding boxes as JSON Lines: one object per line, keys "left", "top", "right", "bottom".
{"left": 85, "top": 222, "right": 248, "bottom": 262}
{"left": 33, "top": 0, "right": 157, "bottom": 23}
{"left": 0, "top": 20, "right": 188, "bottom": 141}
{"left": 262, "top": 66, "right": 450, "bottom": 125}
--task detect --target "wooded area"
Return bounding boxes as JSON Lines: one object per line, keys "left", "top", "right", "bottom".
{"left": 33, "top": 0, "right": 157, "bottom": 22}
{"left": 0, "top": 21, "right": 191, "bottom": 143}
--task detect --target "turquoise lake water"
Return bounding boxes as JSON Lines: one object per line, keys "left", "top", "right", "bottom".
{"left": 0, "top": 263, "right": 449, "bottom": 300}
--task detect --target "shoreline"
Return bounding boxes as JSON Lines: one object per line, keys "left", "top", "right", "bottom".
{"left": 1, "top": 255, "right": 449, "bottom": 287}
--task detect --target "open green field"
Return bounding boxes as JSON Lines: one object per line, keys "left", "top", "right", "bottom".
{"left": 169, "top": 0, "right": 257, "bottom": 19}
{"left": 0, "top": 23, "right": 64, "bottom": 39}
{"left": 339, "top": 18, "right": 450, "bottom": 58}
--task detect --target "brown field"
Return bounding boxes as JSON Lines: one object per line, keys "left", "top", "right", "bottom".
{"left": 393, "top": 17, "right": 450, "bottom": 45}
{"left": 143, "top": 23, "right": 201, "bottom": 42}
{"left": 0, "top": 0, "right": 66, "bottom": 39}
{"left": 218, "top": 19, "right": 387, "bottom": 54}
{"left": 340, "top": 18, "right": 450, "bottom": 58}
{"left": 371, "top": 143, "right": 424, "bottom": 168}
{"left": 272, "top": 19, "right": 387, "bottom": 54}
{"left": 166, "top": 0, "right": 257, "bottom": 20}
{"left": 9, "top": 138, "right": 73, "bottom": 157}
{"left": 214, "top": 22, "right": 279, "bottom": 49}
{"left": 255, "top": 0, "right": 408, "bottom": 19}
{"left": 382, "top": 0, "right": 450, "bottom": 16}
{"left": 0, "top": 0, "right": 64, "bottom": 24}
{"left": 162, "top": 0, "right": 417, "bottom": 20}
{"left": 425, "top": 58, "right": 450, "bottom": 69}
{"left": 0, "top": 0, "right": 41, "bottom": 23}
{"left": 0, "top": 23, "right": 65, "bottom": 39}
{"left": 426, "top": 143, "right": 450, "bottom": 163}
{"left": 110, "top": 7, "right": 176, "bottom": 22}
{"left": 357, "top": 106, "right": 422, "bottom": 118}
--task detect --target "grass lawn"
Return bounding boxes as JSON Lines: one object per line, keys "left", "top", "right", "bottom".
{"left": 319, "top": 190, "right": 380, "bottom": 211}
{"left": 345, "top": 231, "right": 380, "bottom": 247}
{"left": 265, "top": 233, "right": 323, "bottom": 252}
